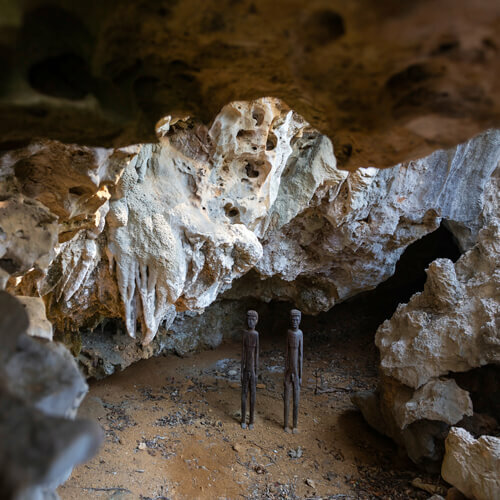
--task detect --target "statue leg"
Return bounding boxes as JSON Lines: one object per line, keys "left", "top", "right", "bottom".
{"left": 241, "top": 373, "right": 248, "bottom": 429}
{"left": 284, "top": 378, "right": 291, "bottom": 432}
{"left": 292, "top": 380, "right": 300, "bottom": 432}
{"left": 249, "top": 372, "right": 256, "bottom": 429}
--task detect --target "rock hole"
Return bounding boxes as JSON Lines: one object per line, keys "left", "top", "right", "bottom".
{"left": 224, "top": 204, "right": 239, "bottom": 218}
{"left": 69, "top": 186, "right": 88, "bottom": 196}
{"left": 28, "top": 54, "right": 93, "bottom": 100}
{"left": 385, "top": 63, "right": 436, "bottom": 93}
{"left": 252, "top": 108, "right": 265, "bottom": 126}
{"left": 266, "top": 132, "right": 277, "bottom": 151}
{"left": 245, "top": 161, "right": 260, "bottom": 178}
{"left": 302, "top": 10, "right": 345, "bottom": 45}
{"left": 431, "top": 39, "right": 460, "bottom": 56}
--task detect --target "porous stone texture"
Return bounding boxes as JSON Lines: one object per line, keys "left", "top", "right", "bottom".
{"left": 228, "top": 128, "right": 500, "bottom": 312}
{"left": 0, "top": 291, "right": 102, "bottom": 500}
{"left": 354, "top": 154, "right": 499, "bottom": 467}
{"left": 12, "top": 103, "right": 497, "bottom": 352}
{"left": 442, "top": 427, "right": 500, "bottom": 500}
{"left": 1, "top": 1, "right": 500, "bottom": 171}
{"left": 376, "top": 226, "right": 500, "bottom": 389}
{"left": 0, "top": 140, "right": 137, "bottom": 297}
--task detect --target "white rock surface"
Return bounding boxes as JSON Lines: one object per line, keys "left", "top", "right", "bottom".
{"left": 5, "top": 101, "right": 500, "bottom": 348}
{"left": 241, "top": 129, "right": 500, "bottom": 312}
{"left": 442, "top": 427, "right": 500, "bottom": 500}
{"left": 17, "top": 296, "right": 53, "bottom": 341}
{"left": 376, "top": 222, "right": 500, "bottom": 389}
{"left": 394, "top": 379, "right": 473, "bottom": 430}
{"left": 0, "top": 196, "right": 58, "bottom": 276}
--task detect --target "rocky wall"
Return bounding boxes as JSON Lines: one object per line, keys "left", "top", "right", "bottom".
{"left": 352, "top": 157, "right": 499, "bottom": 497}
{"left": 1, "top": 1, "right": 500, "bottom": 171}
{"left": 2, "top": 100, "right": 499, "bottom": 357}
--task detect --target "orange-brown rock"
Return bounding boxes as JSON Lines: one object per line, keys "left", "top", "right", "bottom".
{"left": 0, "top": 1, "right": 499, "bottom": 169}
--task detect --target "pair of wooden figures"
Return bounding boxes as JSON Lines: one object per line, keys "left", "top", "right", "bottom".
{"left": 240, "top": 309, "right": 303, "bottom": 433}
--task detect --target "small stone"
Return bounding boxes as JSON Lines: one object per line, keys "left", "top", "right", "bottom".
{"left": 233, "top": 444, "right": 244, "bottom": 453}
{"left": 254, "top": 464, "right": 266, "bottom": 474}
{"left": 138, "top": 442, "right": 147, "bottom": 450}
{"left": 305, "top": 478, "right": 316, "bottom": 488}
{"left": 256, "top": 383, "right": 266, "bottom": 389}
{"left": 288, "top": 446, "right": 303, "bottom": 459}
{"left": 228, "top": 369, "right": 238, "bottom": 376}
{"left": 411, "top": 478, "right": 445, "bottom": 495}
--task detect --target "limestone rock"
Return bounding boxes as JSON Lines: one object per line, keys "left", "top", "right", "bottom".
{"left": 352, "top": 380, "right": 458, "bottom": 467}
{"left": 1, "top": 1, "right": 500, "bottom": 171}
{"left": 229, "top": 129, "right": 500, "bottom": 312}
{"left": 376, "top": 223, "right": 500, "bottom": 389}
{"left": 0, "top": 195, "right": 58, "bottom": 276}
{"left": 34, "top": 112, "right": 499, "bottom": 347}
{"left": 393, "top": 379, "right": 473, "bottom": 430}
{"left": 442, "top": 427, "right": 500, "bottom": 500}
{"left": 16, "top": 296, "right": 53, "bottom": 340}
{"left": 354, "top": 153, "right": 500, "bottom": 468}
{"left": 4, "top": 103, "right": 499, "bottom": 359}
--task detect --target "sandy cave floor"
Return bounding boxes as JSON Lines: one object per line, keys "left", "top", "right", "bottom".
{"left": 57, "top": 325, "right": 446, "bottom": 500}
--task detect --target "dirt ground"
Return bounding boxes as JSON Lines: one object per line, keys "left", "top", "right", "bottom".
{"left": 58, "top": 324, "right": 444, "bottom": 500}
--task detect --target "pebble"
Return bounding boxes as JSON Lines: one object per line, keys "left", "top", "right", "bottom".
{"left": 227, "top": 369, "right": 238, "bottom": 376}
{"left": 305, "top": 478, "right": 316, "bottom": 488}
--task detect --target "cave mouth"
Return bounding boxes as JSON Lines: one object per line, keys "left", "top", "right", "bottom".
{"left": 58, "top": 223, "right": 462, "bottom": 498}
{"left": 253, "top": 222, "right": 461, "bottom": 347}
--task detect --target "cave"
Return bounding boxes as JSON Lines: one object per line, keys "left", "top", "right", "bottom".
{"left": 1, "top": 2, "right": 499, "bottom": 500}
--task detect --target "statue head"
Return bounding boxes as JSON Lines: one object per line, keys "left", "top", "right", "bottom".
{"left": 290, "top": 309, "right": 301, "bottom": 329}
{"left": 247, "top": 309, "right": 258, "bottom": 329}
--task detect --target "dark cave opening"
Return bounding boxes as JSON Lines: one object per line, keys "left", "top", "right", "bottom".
{"left": 453, "top": 365, "right": 500, "bottom": 438}
{"left": 253, "top": 222, "right": 462, "bottom": 348}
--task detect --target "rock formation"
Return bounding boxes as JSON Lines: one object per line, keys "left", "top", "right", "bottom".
{"left": 2, "top": 101, "right": 499, "bottom": 367}
{"left": 0, "top": 291, "right": 102, "bottom": 500}
{"left": 442, "top": 427, "right": 500, "bottom": 500}
{"left": 353, "top": 154, "right": 499, "bottom": 471}
{"left": 0, "top": 2, "right": 499, "bottom": 496}
{"left": 1, "top": 1, "right": 500, "bottom": 171}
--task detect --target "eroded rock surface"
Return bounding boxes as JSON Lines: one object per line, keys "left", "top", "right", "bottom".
{"left": 376, "top": 224, "right": 500, "bottom": 389}
{"left": 5, "top": 102, "right": 499, "bottom": 354}
{"left": 442, "top": 427, "right": 500, "bottom": 500}
{"left": 1, "top": 1, "right": 500, "bottom": 170}
{"left": 354, "top": 154, "right": 499, "bottom": 467}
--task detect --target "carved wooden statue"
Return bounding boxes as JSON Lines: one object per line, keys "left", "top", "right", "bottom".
{"left": 284, "top": 309, "right": 303, "bottom": 433}
{"left": 241, "top": 309, "right": 259, "bottom": 429}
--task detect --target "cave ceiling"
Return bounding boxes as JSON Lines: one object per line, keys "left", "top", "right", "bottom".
{"left": 1, "top": 0, "right": 499, "bottom": 169}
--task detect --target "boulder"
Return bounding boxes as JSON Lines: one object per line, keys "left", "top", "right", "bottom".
{"left": 442, "top": 427, "right": 500, "bottom": 500}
